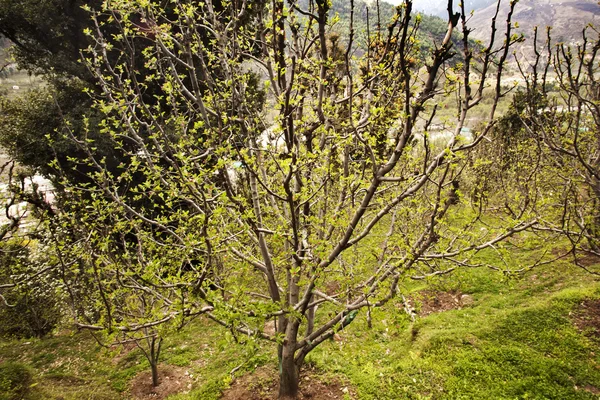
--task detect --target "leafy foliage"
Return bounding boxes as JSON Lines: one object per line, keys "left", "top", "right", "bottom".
{"left": 46, "top": 0, "right": 528, "bottom": 398}
{"left": 0, "top": 362, "right": 35, "bottom": 400}
{"left": 0, "top": 239, "right": 63, "bottom": 339}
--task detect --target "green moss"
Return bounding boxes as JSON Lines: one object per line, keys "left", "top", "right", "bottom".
{"left": 306, "top": 261, "right": 600, "bottom": 400}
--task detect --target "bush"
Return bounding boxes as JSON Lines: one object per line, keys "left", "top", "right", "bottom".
{"left": 0, "top": 362, "right": 34, "bottom": 400}
{"left": 0, "top": 240, "right": 62, "bottom": 338}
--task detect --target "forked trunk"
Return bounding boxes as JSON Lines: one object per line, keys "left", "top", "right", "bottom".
{"left": 147, "top": 335, "right": 162, "bottom": 387}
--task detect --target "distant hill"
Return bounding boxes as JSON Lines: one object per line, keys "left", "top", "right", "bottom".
{"left": 469, "top": 0, "right": 600, "bottom": 63}
{"left": 325, "top": 0, "right": 472, "bottom": 60}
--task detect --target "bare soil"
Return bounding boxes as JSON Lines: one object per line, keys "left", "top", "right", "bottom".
{"left": 220, "top": 365, "right": 354, "bottom": 400}
{"left": 582, "top": 384, "right": 600, "bottom": 395}
{"left": 111, "top": 341, "right": 137, "bottom": 366}
{"left": 129, "top": 365, "right": 192, "bottom": 400}
{"left": 574, "top": 252, "right": 600, "bottom": 268}
{"left": 572, "top": 299, "right": 600, "bottom": 340}
{"left": 414, "top": 290, "right": 473, "bottom": 316}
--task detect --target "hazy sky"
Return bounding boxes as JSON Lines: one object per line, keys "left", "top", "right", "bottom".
{"left": 386, "top": 0, "right": 420, "bottom": 5}
{"left": 380, "top": 0, "right": 476, "bottom": 16}
{"left": 384, "top": 1, "right": 444, "bottom": 12}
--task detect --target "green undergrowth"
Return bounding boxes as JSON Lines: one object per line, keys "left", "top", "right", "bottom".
{"left": 308, "top": 259, "right": 600, "bottom": 399}
{"left": 0, "top": 318, "right": 274, "bottom": 400}
{"left": 1, "top": 255, "right": 599, "bottom": 399}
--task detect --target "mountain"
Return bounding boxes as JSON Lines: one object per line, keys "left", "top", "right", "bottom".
{"left": 469, "top": 0, "right": 600, "bottom": 62}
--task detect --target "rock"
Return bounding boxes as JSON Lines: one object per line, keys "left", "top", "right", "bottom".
{"left": 460, "top": 294, "right": 474, "bottom": 306}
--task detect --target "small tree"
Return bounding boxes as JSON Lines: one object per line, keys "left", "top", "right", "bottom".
{"left": 63, "top": 0, "right": 534, "bottom": 398}
{"left": 51, "top": 186, "right": 214, "bottom": 387}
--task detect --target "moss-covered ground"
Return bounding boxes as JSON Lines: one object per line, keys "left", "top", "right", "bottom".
{"left": 1, "top": 253, "right": 599, "bottom": 399}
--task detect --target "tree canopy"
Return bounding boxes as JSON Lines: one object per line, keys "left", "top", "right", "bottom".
{"left": 39, "top": 1, "right": 532, "bottom": 398}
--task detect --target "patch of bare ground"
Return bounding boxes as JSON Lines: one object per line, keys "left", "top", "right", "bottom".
{"left": 220, "top": 365, "right": 354, "bottom": 400}
{"left": 45, "top": 374, "right": 88, "bottom": 386}
{"left": 129, "top": 365, "right": 192, "bottom": 400}
{"left": 551, "top": 248, "right": 600, "bottom": 268}
{"left": 572, "top": 299, "right": 600, "bottom": 340}
{"left": 414, "top": 290, "right": 474, "bottom": 316}
{"left": 111, "top": 341, "right": 137, "bottom": 366}
{"left": 574, "top": 252, "right": 600, "bottom": 268}
{"left": 582, "top": 384, "right": 600, "bottom": 395}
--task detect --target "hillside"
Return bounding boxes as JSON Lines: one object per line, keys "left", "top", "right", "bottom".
{"left": 469, "top": 0, "right": 600, "bottom": 63}
{"left": 2, "top": 257, "right": 600, "bottom": 399}
{"left": 327, "top": 0, "right": 472, "bottom": 60}
{"left": 2, "top": 2, "right": 600, "bottom": 400}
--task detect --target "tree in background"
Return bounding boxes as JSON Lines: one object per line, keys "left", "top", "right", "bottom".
{"left": 497, "top": 26, "right": 600, "bottom": 272}
{"left": 0, "top": 160, "right": 64, "bottom": 339}
{"left": 0, "top": 0, "right": 133, "bottom": 203}
{"left": 0, "top": 0, "right": 265, "bottom": 387}
{"left": 56, "top": 0, "right": 538, "bottom": 398}
{"left": 0, "top": 0, "right": 266, "bottom": 192}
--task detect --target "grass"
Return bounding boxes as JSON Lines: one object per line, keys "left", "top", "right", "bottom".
{"left": 306, "top": 259, "right": 600, "bottom": 399}
{"left": 0, "top": 251, "right": 599, "bottom": 399}
{"left": 0, "top": 317, "right": 274, "bottom": 399}
{"left": 0, "top": 72, "right": 44, "bottom": 100}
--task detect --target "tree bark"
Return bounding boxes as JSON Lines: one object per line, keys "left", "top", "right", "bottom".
{"left": 278, "top": 351, "right": 299, "bottom": 400}
{"left": 151, "top": 361, "right": 159, "bottom": 387}
{"left": 587, "top": 181, "right": 600, "bottom": 253}
{"left": 149, "top": 336, "right": 161, "bottom": 387}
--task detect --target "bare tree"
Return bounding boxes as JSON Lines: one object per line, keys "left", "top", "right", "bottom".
{"left": 514, "top": 25, "right": 600, "bottom": 272}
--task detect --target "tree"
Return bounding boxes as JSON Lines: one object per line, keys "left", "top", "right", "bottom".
{"left": 51, "top": 0, "right": 535, "bottom": 398}
{"left": 510, "top": 26, "right": 600, "bottom": 272}
{"left": 0, "top": 161, "right": 64, "bottom": 338}
{"left": 0, "top": 0, "right": 265, "bottom": 388}
{"left": 0, "top": 0, "right": 267, "bottom": 191}
{"left": 0, "top": 1, "right": 111, "bottom": 190}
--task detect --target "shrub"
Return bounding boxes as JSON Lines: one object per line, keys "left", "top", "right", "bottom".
{"left": 0, "top": 362, "right": 34, "bottom": 400}
{"left": 0, "top": 240, "right": 62, "bottom": 338}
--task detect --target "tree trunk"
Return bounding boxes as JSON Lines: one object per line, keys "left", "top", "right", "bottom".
{"left": 278, "top": 351, "right": 299, "bottom": 400}
{"left": 151, "top": 361, "right": 159, "bottom": 387}
{"left": 587, "top": 182, "right": 600, "bottom": 253}
{"left": 148, "top": 335, "right": 162, "bottom": 387}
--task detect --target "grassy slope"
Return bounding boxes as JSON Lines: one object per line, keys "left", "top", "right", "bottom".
{"left": 1, "top": 251, "right": 599, "bottom": 399}
{"left": 309, "top": 263, "right": 600, "bottom": 399}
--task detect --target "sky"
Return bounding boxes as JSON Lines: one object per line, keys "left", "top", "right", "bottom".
{"left": 386, "top": 0, "right": 427, "bottom": 5}
{"left": 379, "top": 0, "right": 493, "bottom": 17}
{"left": 380, "top": 0, "right": 449, "bottom": 15}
